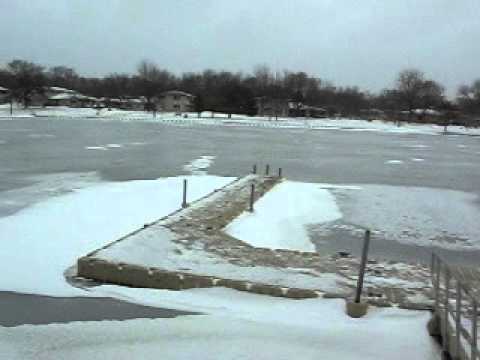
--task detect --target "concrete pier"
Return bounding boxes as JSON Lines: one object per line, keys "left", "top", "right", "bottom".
{"left": 77, "top": 175, "right": 435, "bottom": 307}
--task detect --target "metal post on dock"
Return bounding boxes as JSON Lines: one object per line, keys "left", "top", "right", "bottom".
{"left": 182, "top": 179, "right": 188, "bottom": 208}
{"left": 265, "top": 164, "right": 270, "bottom": 176}
{"left": 354, "top": 230, "right": 371, "bottom": 303}
{"left": 249, "top": 184, "right": 255, "bottom": 212}
{"left": 252, "top": 164, "right": 257, "bottom": 174}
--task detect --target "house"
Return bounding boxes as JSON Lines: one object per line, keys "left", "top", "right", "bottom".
{"left": 255, "top": 97, "right": 290, "bottom": 118}
{"left": 256, "top": 97, "right": 327, "bottom": 118}
{"left": 46, "top": 86, "right": 77, "bottom": 97}
{"left": 157, "top": 90, "right": 194, "bottom": 113}
{"left": 125, "top": 98, "right": 145, "bottom": 110}
{"left": 360, "top": 108, "right": 386, "bottom": 120}
{"left": 293, "top": 104, "right": 328, "bottom": 118}
{"left": 34, "top": 87, "right": 76, "bottom": 107}
{"left": 43, "top": 87, "right": 100, "bottom": 108}
{"left": 399, "top": 108, "right": 443, "bottom": 123}
{"left": 0, "top": 86, "right": 9, "bottom": 104}
{"left": 45, "top": 93, "right": 78, "bottom": 107}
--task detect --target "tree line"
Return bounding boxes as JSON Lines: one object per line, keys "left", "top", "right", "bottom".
{"left": 1, "top": 59, "right": 479, "bottom": 120}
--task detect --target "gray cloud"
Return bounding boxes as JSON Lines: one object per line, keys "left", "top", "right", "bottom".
{"left": 1, "top": 0, "right": 479, "bottom": 96}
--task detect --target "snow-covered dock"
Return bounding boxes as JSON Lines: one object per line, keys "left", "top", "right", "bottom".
{"left": 77, "top": 174, "right": 434, "bottom": 308}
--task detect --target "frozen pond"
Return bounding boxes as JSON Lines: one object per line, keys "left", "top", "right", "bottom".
{"left": 1, "top": 118, "right": 479, "bottom": 265}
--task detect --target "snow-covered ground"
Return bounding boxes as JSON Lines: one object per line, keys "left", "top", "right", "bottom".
{"left": 0, "top": 174, "right": 234, "bottom": 296}
{"left": 226, "top": 181, "right": 341, "bottom": 252}
{"left": 0, "top": 171, "right": 441, "bottom": 358}
{"left": 0, "top": 288, "right": 439, "bottom": 360}
{"left": 1, "top": 171, "right": 475, "bottom": 299}
{"left": 1, "top": 104, "right": 479, "bottom": 136}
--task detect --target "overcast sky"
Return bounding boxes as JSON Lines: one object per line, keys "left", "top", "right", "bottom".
{"left": 1, "top": 0, "right": 479, "bottom": 96}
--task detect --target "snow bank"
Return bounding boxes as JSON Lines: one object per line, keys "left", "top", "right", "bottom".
{"left": 0, "top": 175, "right": 234, "bottom": 296}
{"left": 225, "top": 181, "right": 342, "bottom": 252}
{"left": 0, "top": 287, "right": 439, "bottom": 360}
{"left": 1, "top": 104, "right": 479, "bottom": 136}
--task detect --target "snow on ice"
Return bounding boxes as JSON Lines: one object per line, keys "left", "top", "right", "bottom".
{"left": 385, "top": 160, "right": 404, "bottom": 165}
{"left": 183, "top": 155, "right": 216, "bottom": 175}
{"left": 332, "top": 184, "right": 480, "bottom": 250}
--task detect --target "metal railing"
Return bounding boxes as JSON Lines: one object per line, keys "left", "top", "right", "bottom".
{"left": 431, "top": 253, "right": 479, "bottom": 359}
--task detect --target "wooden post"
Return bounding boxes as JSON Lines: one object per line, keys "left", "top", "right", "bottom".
{"left": 265, "top": 164, "right": 270, "bottom": 176}
{"left": 182, "top": 179, "right": 188, "bottom": 208}
{"left": 472, "top": 300, "right": 478, "bottom": 360}
{"left": 252, "top": 164, "right": 257, "bottom": 174}
{"left": 249, "top": 184, "right": 255, "bottom": 212}
{"left": 278, "top": 167, "right": 282, "bottom": 178}
{"left": 354, "top": 230, "right": 371, "bottom": 303}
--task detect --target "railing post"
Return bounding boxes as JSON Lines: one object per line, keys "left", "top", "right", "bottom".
{"left": 435, "top": 257, "right": 441, "bottom": 312}
{"left": 354, "top": 230, "right": 371, "bottom": 303}
{"left": 431, "top": 253, "right": 436, "bottom": 282}
{"left": 444, "top": 268, "right": 450, "bottom": 354}
{"left": 473, "top": 300, "right": 478, "bottom": 360}
{"left": 252, "top": 164, "right": 257, "bottom": 174}
{"left": 278, "top": 167, "right": 282, "bottom": 178}
{"left": 182, "top": 179, "right": 188, "bottom": 208}
{"left": 249, "top": 184, "right": 255, "bottom": 212}
{"left": 265, "top": 164, "right": 270, "bottom": 176}
{"left": 456, "top": 282, "right": 462, "bottom": 358}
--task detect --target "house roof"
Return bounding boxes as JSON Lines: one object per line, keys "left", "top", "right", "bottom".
{"left": 49, "top": 93, "right": 76, "bottom": 100}
{"left": 129, "top": 98, "right": 144, "bottom": 103}
{"left": 401, "top": 109, "right": 442, "bottom": 116}
{"left": 303, "top": 105, "right": 327, "bottom": 112}
{"left": 161, "top": 90, "right": 194, "bottom": 98}
{"left": 48, "top": 86, "right": 76, "bottom": 93}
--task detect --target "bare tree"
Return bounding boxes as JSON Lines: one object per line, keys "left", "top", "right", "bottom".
{"left": 253, "top": 64, "right": 273, "bottom": 96}
{"left": 395, "top": 69, "right": 445, "bottom": 122}
{"left": 418, "top": 80, "right": 444, "bottom": 110}
{"left": 457, "top": 80, "right": 480, "bottom": 116}
{"left": 7, "top": 59, "right": 46, "bottom": 108}
{"left": 134, "top": 60, "right": 176, "bottom": 110}
{"left": 135, "top": 60, "right": 161, "bottom": 107}
{"left": 396, "top": 68, "right": 425, "bottom": 116}
{"left": 103, "top": 73, "right": 131, "bottom": 99}
{"left": 48, "top": 66, "right": 79, "bottom": 89}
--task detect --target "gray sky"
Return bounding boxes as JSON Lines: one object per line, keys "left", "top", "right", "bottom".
{"left": 1, "top": 0, "right": 479, "bottom": 97}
